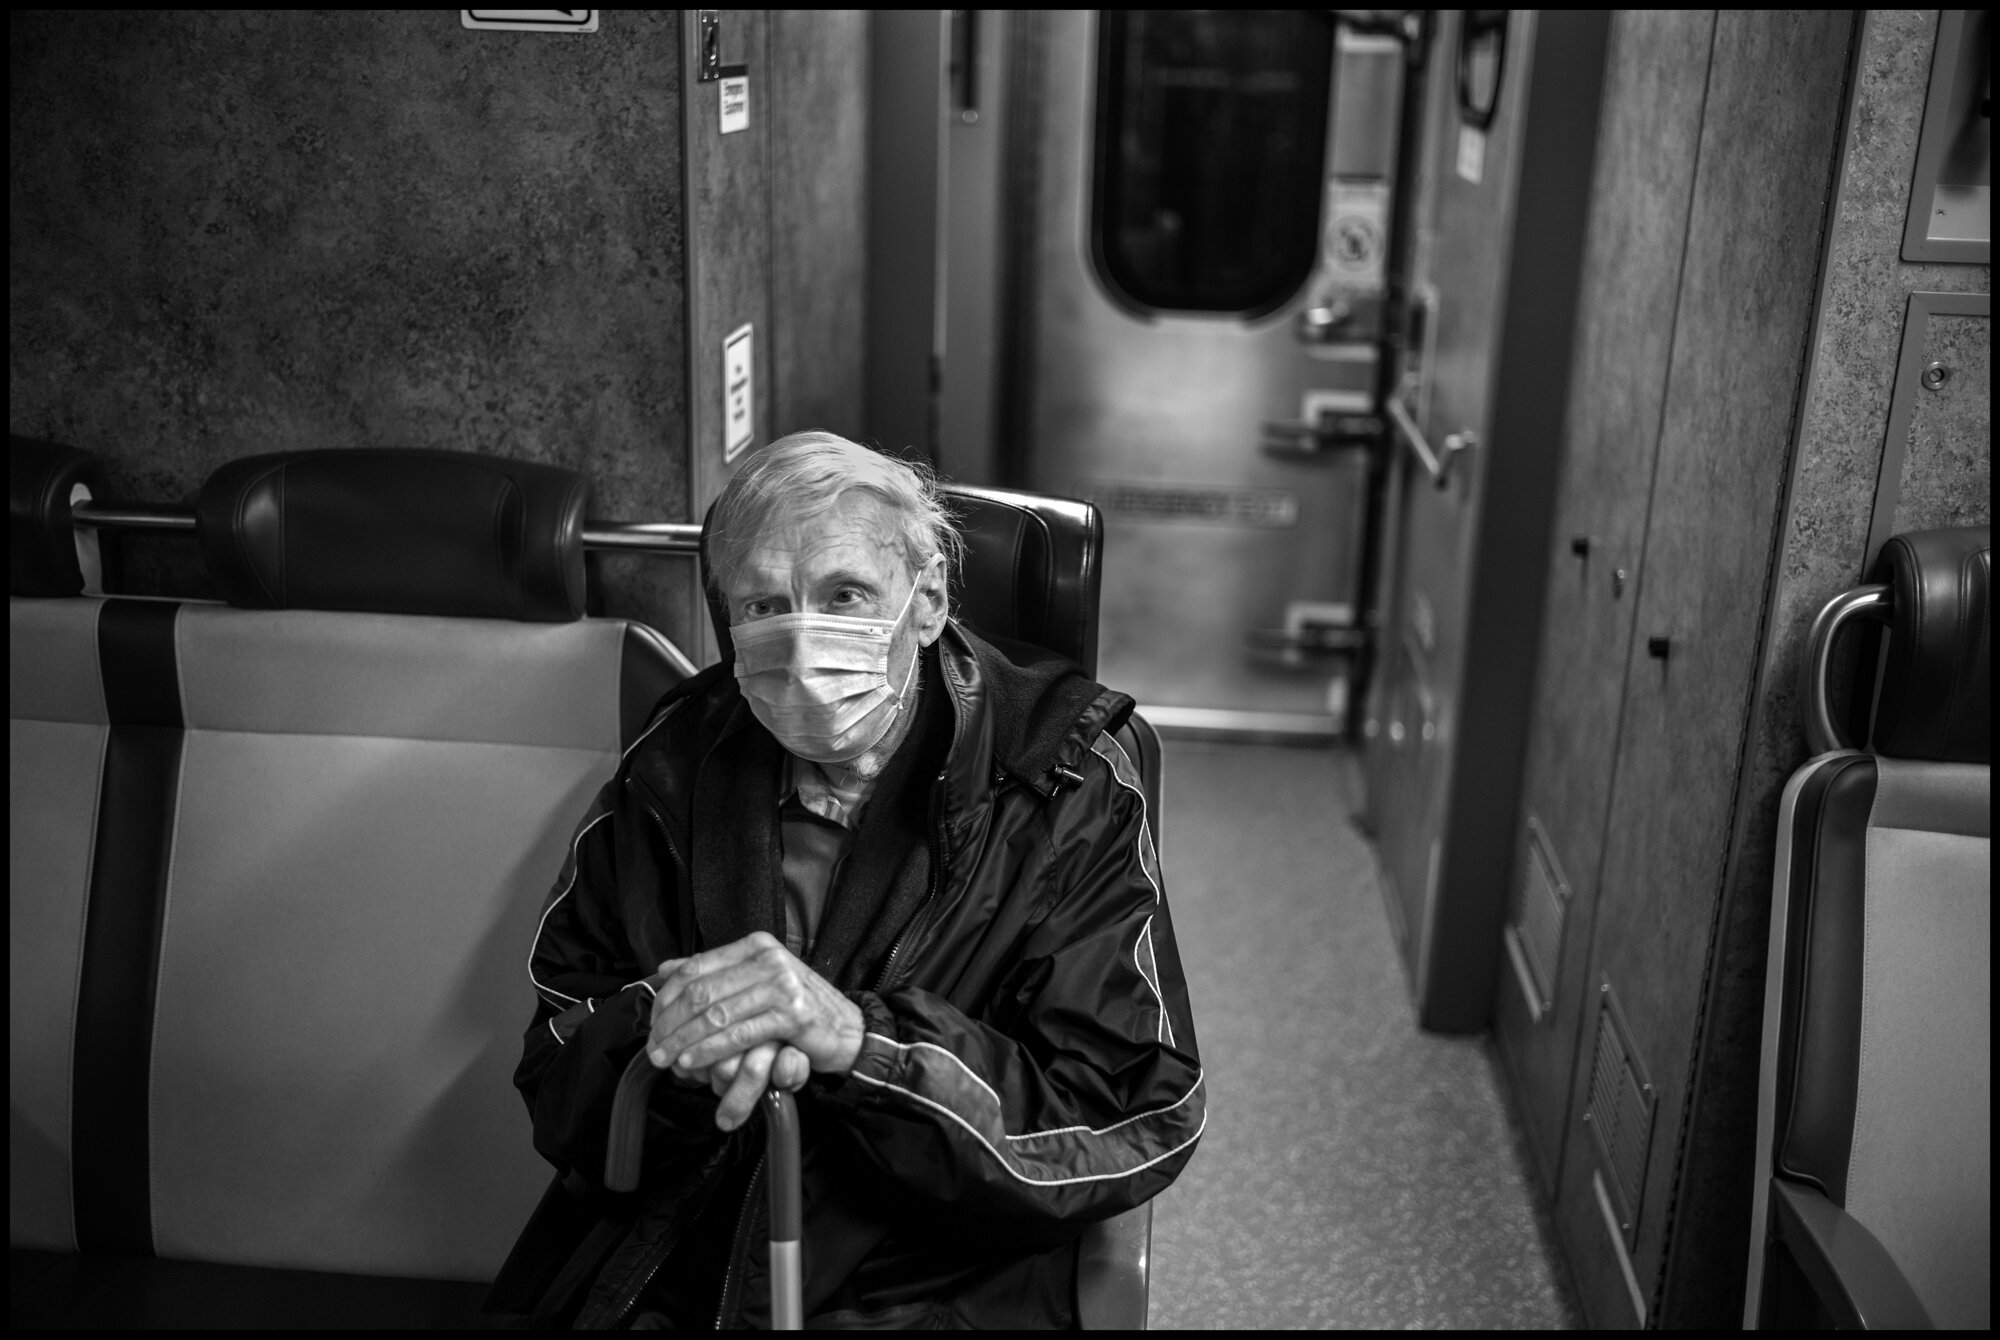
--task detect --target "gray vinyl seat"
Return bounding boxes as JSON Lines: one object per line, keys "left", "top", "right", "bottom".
{"left": 1745, "top": 525, "right": 1990, "bottom": 1329}
{"left": 10, "top": 443, "right": 693, "bottom": 1327}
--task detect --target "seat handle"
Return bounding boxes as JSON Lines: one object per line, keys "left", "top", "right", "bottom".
{"left": 1801, "top": 584, "right": 1890, "bottom": 755}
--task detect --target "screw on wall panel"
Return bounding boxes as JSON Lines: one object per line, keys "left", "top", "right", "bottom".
{"left": 1921, "top": 361, "right": 1950, "bottom": 390}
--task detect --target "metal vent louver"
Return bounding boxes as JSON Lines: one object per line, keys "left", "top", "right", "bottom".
{"left": 1584, "top": 978, "right": 1655, "bottom": 1249}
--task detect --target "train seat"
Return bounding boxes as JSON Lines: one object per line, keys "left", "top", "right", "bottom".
{"left": 1745, "top": 525, "right": 1991, "bottom": 1329}
{"left": 10, "top": 445, "right": 692, "bottom": 1327}
{"left": 700, "top": 481, "right": 1161, "bottom": 1329}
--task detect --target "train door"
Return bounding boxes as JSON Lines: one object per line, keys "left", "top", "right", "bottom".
{"left": 1011, "top": 11, "right": 1402, "bottom": 738}
{"left": 1360, "top": 11, "right": 1611, "bottom": 1028}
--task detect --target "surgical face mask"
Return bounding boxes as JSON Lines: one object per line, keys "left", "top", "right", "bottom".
{"left": 732, "top": 558, "right": 936, "bottom": 764}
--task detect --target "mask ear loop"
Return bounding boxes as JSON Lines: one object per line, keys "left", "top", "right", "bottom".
{"left": 888, "top": 555, "right": 941, "bottom": 710}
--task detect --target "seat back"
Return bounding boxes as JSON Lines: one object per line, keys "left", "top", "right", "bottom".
{"left": 1748, "top": 526, "right": 1990, "bottom": 1329}
{"left": 703, "top": 482, "right": 1106, "bottom": 676}
{"left": 702, "top": 474, "right": 1158, "bottom": 1327}
{"left": 10, "top": 439, "right": 112, "bottom": 1254}
{"left": 10, "top": 446, "right": 693, "bottom": 1282}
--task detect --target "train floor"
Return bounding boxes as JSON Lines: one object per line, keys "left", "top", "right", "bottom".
{"left": 1147, "top": 740, "right": 1581, "bottom": 1329}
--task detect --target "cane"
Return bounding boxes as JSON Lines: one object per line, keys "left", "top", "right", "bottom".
{"left": 606, "top": 1053, "right": 806, "bottom": 1330}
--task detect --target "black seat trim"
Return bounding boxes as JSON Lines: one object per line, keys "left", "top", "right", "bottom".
{"left": 73, "top": 599, "right": 186, "bottom": 1254}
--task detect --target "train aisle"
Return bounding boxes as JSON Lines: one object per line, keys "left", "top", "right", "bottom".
{"left": 1148, "top": 741, "right": 1579, "bottom": 1329}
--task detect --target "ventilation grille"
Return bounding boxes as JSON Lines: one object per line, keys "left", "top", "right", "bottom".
{"left": 1584, "top": 979, "right": 1655, "bottom": 1248}
{"left": 1513, "top": 816, "right": 1569, "bottom": 1006}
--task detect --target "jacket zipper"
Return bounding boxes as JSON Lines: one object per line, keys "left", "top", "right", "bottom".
{"left": 873, "top": 770, "right": 951, "bottom": 993}
{"left": 633, "top": 776, "right": 690, "bottom": 878}
{"left": 715, "top": 1153, "right": 766, "bottom": 1328}
{"left": 612, "top": 1246, "right": 671, "bottom": 1328}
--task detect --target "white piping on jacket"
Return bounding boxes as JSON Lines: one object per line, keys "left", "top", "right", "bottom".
{"left": 527, "top": 700, "right": 685, "bottom": 1007}
{"left": 860, "top": 1032, "right": 1200, "bottom": 1160}
{"left": 850, "top": 1061, "right": 1206, "bottom": 1188}
{"left": 1089, "top": 734, "right": 1173, "bottom": 1045}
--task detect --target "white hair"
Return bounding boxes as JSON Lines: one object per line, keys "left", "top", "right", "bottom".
{"left": 707, "top": 431, "right": 964, "bottom": 598}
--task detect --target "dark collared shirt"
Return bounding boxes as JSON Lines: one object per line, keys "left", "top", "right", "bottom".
{"left": 777, "top": 754, "right": 871, "bottom": 959}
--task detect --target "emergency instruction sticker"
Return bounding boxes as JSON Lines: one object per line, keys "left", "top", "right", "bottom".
{"left": 719, "top": 76, "right": 749, "bottom": 134}
{"left": 723, "top": 324, "right": 754, "bottom": 461}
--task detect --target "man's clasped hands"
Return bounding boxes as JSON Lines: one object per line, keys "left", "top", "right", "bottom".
{"left": 646, "top": 931, "right": 867, "bottom": 1131}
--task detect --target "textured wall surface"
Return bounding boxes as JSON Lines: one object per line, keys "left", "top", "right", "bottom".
{"left": 1891, "top": 310, "right": 1990, "bottom": 533}
{"left": 9, "top": 11, "right": 696, "bottom": 641}
{"left": 1669, "top": 7, "right": 1989, "bottom": 1322}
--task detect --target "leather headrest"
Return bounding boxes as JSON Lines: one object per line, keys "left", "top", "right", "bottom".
{"left": 701, "top": 483, "right": 1103, "bottom": 676}
{"left": 944, "top": 485, "right": 1102, "bottom": 676}
{"left": 1870, "top": 526, "right": 1990, "bottom": 764}
{"left": 198, "top": 449, "right": 589, "bottom": 622}
{"left": 10, "top": 435, "right": 104, "bottom": 598}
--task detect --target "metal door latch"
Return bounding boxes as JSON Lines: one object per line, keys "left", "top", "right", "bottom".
{"left": 696, "top": 11, "right": 748, "bottom": 81}
{"left": 1259, "top": 410, "right": 1385, "bottom": 459}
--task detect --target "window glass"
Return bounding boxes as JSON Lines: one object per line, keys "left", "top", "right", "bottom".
{"left": 1092, "top": 10, "right": 1336, "bottom": 316}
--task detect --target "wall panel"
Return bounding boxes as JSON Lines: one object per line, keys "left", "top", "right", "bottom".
{"left": 769, "top": 10, "right": 868, "bottom": 443}
{"left": 9, "top": 11, "right": 695, "bottom": 642}
{"left": 1549, "top": 10, "right": 1857, "bottom": 1327}
{"left": 1493, "top": 7, "right": 1715, "bottom": 1194}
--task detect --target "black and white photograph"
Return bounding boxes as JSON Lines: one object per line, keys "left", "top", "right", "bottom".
{"left": 9, "top": 9, "right": 1989, "bottom": 1330}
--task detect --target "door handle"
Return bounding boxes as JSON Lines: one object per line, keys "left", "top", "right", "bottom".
{"left": 1385, "top": 397, "right": 1473, "bottom": 488}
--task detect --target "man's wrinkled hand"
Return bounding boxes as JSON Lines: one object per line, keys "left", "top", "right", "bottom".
{"left": 647, "top": 932, "right": 864, "bottom": 1130}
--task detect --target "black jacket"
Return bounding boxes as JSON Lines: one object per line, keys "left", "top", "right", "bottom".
{"left": 486, "top": 623, "right": 1204, "bottom": 1328}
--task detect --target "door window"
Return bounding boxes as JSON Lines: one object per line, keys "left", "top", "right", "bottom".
{"left": 1091, "top": 10, "right": 1336, "bottom": 316}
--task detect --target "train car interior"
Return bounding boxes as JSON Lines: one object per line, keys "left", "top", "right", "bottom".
{"left": 9, "top": 8, "right": 1991, "bottom": 1331}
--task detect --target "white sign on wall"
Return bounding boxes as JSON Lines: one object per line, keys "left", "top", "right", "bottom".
{"left": 719, "top": 76, "right": 750, "bottom": 134}
{"left": 461, "top": 11, "right": 599, "bottom": 33}
{"left": 1455, "top": 124, "right": 1486, "bottom": 185}
{"left": 723, "top": 323, "right": 755, "bottom": 462}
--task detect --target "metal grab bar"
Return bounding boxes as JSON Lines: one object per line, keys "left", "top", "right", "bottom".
{"left": 69, "top": 503, "right": 702, "bottom": 554}
{"left": 580, "top": 522, "right": 702, "bottom": 553}
{"left": 70, "top": 503, "right": 197, "bottom": 532}
{"left": 1801, "top": 583, "right": 1891, "bottom": 756}
{"left": 1385, "top": 396, "right": 1474, "bottom": 489}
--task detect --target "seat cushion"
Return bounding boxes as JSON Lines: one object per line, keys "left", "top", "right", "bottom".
{"left": 1843, "top": 758, "right": 1990, "bottom": 1330}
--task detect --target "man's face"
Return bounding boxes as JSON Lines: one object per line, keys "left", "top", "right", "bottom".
{"left": 726, "top": 490, "right": 944, "bottom": 664}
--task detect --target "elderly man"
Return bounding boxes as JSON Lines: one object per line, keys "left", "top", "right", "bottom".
{"left": 486, "top": 433, "right": 1203, "bottom": 1329}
